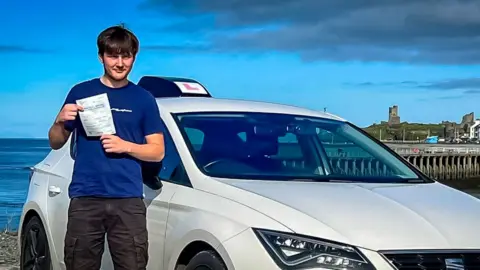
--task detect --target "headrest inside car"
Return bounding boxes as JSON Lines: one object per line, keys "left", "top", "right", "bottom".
{"left": 248, "top": 134, "right": 278, "bottom": 156}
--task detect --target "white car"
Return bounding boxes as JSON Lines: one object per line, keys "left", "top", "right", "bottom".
{"left": 18, "top": 76, "right": 480, "bottom": 270}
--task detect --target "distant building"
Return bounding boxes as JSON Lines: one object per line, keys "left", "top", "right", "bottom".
{"left": 388, "top": 105, "right": 400, "bottom": 126}
{"left": 443, "top": 112, "right": 477, "bottom": 139}
{"left": 470, "top": 120, "right": 480, "bottom": 139}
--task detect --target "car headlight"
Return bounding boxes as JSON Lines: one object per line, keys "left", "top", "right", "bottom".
{"left": 253, "top": 229, "right": 375, "bottom": 270}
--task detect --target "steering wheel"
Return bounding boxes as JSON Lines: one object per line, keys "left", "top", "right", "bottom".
{"left": 203, "top": 158, "right": 258, "bottom": 172}
{"left": 203, "top": 159, "right": 232, "bottom": 170}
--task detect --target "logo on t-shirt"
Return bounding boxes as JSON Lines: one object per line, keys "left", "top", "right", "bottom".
{"left": 111, "top": 108, "right": 132, "bottom": 113}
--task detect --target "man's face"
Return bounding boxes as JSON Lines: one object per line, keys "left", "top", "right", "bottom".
{"left": 99, "top": 52, "right": 135, "bottom": 81}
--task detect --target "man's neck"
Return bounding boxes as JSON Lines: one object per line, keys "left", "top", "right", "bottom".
{"left": 100, "top": 75, "right": 129, "bottom": 88}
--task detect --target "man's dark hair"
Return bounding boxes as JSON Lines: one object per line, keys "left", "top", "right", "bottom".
{"left": 97, "top": 24, "right": 139, "bottom": 56}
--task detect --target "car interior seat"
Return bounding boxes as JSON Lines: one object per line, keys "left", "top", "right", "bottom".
{"left": 198, "top": 129, "right": 248, "bottom": 166}
{"left": 245, "top": 134, "right": 284, "bottom": 172}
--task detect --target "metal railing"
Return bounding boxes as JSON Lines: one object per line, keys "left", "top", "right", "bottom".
{"left": 391, "top": 147, "right": 480, "bottom": 155}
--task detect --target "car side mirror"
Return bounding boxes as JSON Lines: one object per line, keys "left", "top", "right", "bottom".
{"left": 143, "top": 174, "right": 164, "bottom": 191}
{"left": 141, "top": 161, "right": 164, "bottom": 190}
{"left": 149, "top": 176, "right": 163, "bottom": 190}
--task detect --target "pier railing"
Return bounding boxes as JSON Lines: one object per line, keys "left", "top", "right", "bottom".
{"left": 312, "top": 153, "right": 480, "bottom": 181}
{"left": 389, "top": 146, "right": 480, "bottom": 155}
{"left": 314, "top": 143, "right": 480, "bottom": 181}
{"left": 399, "top": 153, "right": 480, "bottom": 181}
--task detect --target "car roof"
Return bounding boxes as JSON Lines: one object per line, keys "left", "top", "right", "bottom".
{"left": 155, "top": 97, "right": 346, "bottom": 122}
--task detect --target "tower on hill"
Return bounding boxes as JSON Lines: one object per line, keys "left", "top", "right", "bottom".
{"left": 388, "top": 105, "right": 400, "bottom": 126}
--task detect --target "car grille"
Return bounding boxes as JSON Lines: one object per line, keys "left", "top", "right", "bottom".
{"left": 381, "top": 251, "right": 480, "bottom": 270}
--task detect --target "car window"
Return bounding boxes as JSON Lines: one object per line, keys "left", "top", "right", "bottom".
{"left": 141, "top": 124, "right": 190, "bottom": 188}
{"left": 157, "top": 128, "right": 189, "bottom": 186}
{"left": 317, "top": 129, "right": 388, "bottom": 176}
{"left": 184, "top": 127, "right": 204, "bottom": 151}
{"left": 276, "top": 133, "right": 304, "bottom": 165}
{"left": 174, "top": 112, "right": 423, "bottom": 183}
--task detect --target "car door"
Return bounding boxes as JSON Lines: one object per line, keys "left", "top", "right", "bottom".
{"left": 144, "top": 124, "right": 187, "bottom": 270}
{"left": 46, "top": 132, "right": 116, "bottom": 269}
{"left": 46, "top": 124, "right": 185, "bottom": 270}
{"left": 45, "top": 156, "right": 73, "bottom": 270}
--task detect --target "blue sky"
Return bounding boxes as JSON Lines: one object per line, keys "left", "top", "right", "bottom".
{"left": 2, "top": 0, "right": 480, "bottom": 138}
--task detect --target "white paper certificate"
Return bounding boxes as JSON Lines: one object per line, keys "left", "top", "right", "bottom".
{"left": 76, "top": 93, "right": 116, "bottom": 137}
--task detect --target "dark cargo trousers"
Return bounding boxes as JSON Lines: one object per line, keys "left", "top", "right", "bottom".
{"left": 64, "top": 197, "right": 148, "bottom": 270}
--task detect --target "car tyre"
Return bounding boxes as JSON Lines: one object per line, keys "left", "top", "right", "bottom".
{"left": 185, "top": 250, "right": 227, "bottom": 270}
{"left": 20, "top": 216, "right": 52, "bottom": 270}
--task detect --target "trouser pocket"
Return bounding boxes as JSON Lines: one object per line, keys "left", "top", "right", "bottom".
{"left": 65, "top": 197, "right": 106, "bottom": 269}
{"left": 64, "top": 233, "right": 105, "bottom": 270}
{"left": 134, "top": 231, "right": 149, "bottom": 270}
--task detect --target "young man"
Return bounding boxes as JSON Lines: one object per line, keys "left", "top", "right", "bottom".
{"left": 48, "top": 25, "right": 165, "bottom": 270}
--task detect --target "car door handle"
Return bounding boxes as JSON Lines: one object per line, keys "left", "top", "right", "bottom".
{"left": 48, "top": 186, "right": 62, "bottom": 196}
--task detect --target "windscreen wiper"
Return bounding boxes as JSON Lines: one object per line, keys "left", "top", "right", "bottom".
{"left": 395, "top": 178, "right": 427, "bottom": 183}
{"left": 285, "top": 177, "right": 332, "bottom": 182}
{"left": 285, "top": 176, "right": 357, "bottom": 182}
{"left": 287, "top": 176, "right": 427, "bottom": 184}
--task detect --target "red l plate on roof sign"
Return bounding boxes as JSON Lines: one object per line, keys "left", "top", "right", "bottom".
{"left": 174, "top": 82, "right": 208, "bottom": 95}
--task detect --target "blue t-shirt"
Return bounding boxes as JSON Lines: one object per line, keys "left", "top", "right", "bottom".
{"left": 62, "top": 78, "right": 165, "bottom": 199}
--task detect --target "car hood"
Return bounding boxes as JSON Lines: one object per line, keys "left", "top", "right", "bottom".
{"left": 216, "top": 179, "right": 480, "bottom": 251}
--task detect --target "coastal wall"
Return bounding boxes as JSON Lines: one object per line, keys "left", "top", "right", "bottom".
{"left": 402, "top": 153, "right": 480, "bottom": 181}
{"left": 388, "top": 144, "right": 480, "bottom": 181}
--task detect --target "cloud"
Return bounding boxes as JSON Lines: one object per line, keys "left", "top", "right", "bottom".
{"left": 349, "top": 77, "right": 480, "bottom": 100}
{"left": 417, "top": 95, "right": 465, "bottom": 102}
{"left": 350, "top": 77, "right": 480, "bottom": 91}
{"left": 344, "top": 81, "right": 419, "bottom": 87}
{"left": 0, "top": 45, "right": 51, "bottom": 54}
{"left": 418, "top": 78, "right": 480, "bottom": 90}
{"left": 140, "top": 0, "right": 480, "bottom": 65}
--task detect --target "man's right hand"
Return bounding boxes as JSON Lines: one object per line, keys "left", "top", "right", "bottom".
{"left": 49, "top": 104, "right": 83, "bottom": 150}
{"left": 55, "top": 104, "right": 84, "bottom": 124}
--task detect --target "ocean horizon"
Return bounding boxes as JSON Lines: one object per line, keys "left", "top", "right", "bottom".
{"left": 0, "top": 138, "right": 50, "bottom": 231}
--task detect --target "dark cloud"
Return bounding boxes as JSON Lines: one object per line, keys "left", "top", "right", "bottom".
{"left": 418, "top": 78, "right": 480, "bottom": 90}
{"left": 350, "top": 77, "right": 480, "bottom": 90}
{"left": 0, "top": 45, "right": 51, "bottom": 54}
{"left": 349, "top": 77, "right": 480, "bottom": 98}
{"left": 140, "top": 0, "right": 480, "bottom": 65}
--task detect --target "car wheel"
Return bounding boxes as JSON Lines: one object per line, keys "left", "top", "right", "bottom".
{"left": 20, "top": 216, "right": 52, "bottom": 270}
{"left": 185, "top": 250, "right": 227, "bottom": 270}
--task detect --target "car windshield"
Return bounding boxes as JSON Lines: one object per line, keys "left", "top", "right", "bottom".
{"left": 173, "top": 112, "right": 424, "bottom": 183}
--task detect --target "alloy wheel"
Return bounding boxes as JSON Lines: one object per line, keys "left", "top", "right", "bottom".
{"left": 21, "top": 222, "right": 49, "bottom": 270}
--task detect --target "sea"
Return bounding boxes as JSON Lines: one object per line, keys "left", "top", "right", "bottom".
{"left": 1, "top": 138, "right": 479, "bottom": 232}
{"left": 0, "top": 138, "right": 50, "bottom": 231}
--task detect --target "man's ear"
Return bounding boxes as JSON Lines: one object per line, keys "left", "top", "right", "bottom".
{"left": 98, "top": 54, "right": 104, "bottom": 64}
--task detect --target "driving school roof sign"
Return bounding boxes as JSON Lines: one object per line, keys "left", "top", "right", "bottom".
{"left": 137, "top": 76, "right": 212, "bottom": 98}
{"left": 173, "top": 81, "right": 209, "bottom": 95}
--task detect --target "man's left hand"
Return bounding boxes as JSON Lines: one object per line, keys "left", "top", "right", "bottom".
{"left": 100, "top": 134, "right": 131, "bottom": 154}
